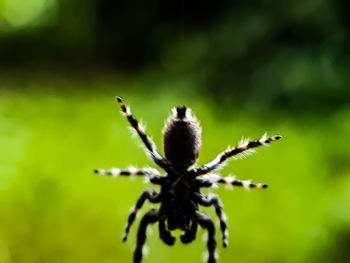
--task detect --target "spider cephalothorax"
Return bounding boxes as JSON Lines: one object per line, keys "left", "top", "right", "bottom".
{"left": 95, "top": 97, "right": 282, "bottom": 263}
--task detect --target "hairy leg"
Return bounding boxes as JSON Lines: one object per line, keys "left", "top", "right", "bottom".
{"left": 94, "top": 167, "right": 167, "bottom": 185}
{"left": 134, "top": 209, "right": 159, "bottom": 263}
{"left": 116, "top": 97, "right": 169, "bottom": 170}
{"left": 195, "top": 175, "right": 268, "bottom": 189}
{"left": 193, "top": 193, "right": 228, "bottom": 247}
{"left": 192, "top": 135, "right": 282, "bottom": 175}
{"left": 195, "top": 211, "right": 217, "bottom": 263}
{"left": 123, "top": 189, "right": 161, "bottom": 241}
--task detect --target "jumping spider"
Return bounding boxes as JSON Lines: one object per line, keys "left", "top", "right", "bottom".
{"left": 95, "top": 97, "right": 282, "bottom": 263}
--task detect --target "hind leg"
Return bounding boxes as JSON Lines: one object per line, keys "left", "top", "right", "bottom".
{"left": 193, "top": 193, "right": 228, "bottom": 247}
{"left": 134, "top": 209, "right": 159, "bottom": 263}
{"left": 195, "top": 211, "right": 217, "bottom": 263}
{"left": 123, "top": 190, "right": 161, "bottom": 242}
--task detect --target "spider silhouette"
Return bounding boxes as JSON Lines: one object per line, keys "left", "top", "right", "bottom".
{"left": 94, "top": 97, "right": 282, "bottom": 263}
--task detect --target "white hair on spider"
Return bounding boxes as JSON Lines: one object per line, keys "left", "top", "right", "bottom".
{"left": 110, "top": 168, "right": 121, "bottom": 177}
{"left": 242, "top": 180, "right": 252, "bottom": 190}
{"left": 143, "top": 245, "right": 150, "bottom": 257}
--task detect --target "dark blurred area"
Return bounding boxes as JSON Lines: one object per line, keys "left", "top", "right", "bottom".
{"left": 0, "top": 0, "right": 225, "bottom": 67}
{"left": 0, "top": 0, "right": 349, "bottom": 112}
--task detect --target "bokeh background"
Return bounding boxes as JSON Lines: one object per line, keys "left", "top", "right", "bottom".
{"left": 0, "top": 0, "right": 349, "bottom": 262}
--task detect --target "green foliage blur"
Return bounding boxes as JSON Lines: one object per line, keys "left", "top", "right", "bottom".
{"left": 0, "top": 1, "right": 349, "bottom": 262}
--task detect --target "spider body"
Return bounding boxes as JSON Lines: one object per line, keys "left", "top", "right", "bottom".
{"left": 95, "top": 97, "right": 282, "bottom": 263}
{"left": 163, "top": 106, "right": 201, "bottom": 170}
{"left": 160, "top": 175, "right": 195, "bottom": 231}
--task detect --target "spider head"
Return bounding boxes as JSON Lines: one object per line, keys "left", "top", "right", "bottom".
{"left": 163, "top": 106, "right": 202, "bottom": 171}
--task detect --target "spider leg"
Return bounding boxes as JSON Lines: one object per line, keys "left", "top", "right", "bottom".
{"left": 192, "top": 135, "right": 282, "bottom": 175}
{"left": 116, "top": 97, "right": 169, "bottom": 170}
{"left": 123, "top": 189, "right": 161, "bottom": 242}
{"left": 180, "top": 220, "right": 198, "bottom": 244}
{"left": 94, "top": 167, "right": 167, "bottom": 185}
{"left": 159, "top": 218, "right": 175, "bottom": 246}
{"left": 193, "top": 193, "right": 228, "bottom": 248}
{"left": 195, "top": 175, "right": 268, "bottom": 189}
{"left": 134, "top": 209, "right": 159, "bottom": 263}
{"left": 195, "top": 211, "right": 217, "bottom": 263}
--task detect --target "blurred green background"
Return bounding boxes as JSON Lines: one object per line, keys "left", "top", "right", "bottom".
{"left": 0, "top": 0, "right": 350, "bottom": 262}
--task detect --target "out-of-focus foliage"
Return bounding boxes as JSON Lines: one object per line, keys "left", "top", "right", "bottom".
{"left": 0, "top": 0, "right": 349, "bottom": 113}
{"left": 0, "top": 1, "right": 349, "bottom": 263}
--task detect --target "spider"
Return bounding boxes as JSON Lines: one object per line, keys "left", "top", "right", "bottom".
{"left": 94, "top": 97, "right": 282, "bottom": 263}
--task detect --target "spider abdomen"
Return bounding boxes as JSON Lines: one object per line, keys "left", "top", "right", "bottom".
{"left": 163, "top": 107, "right": 202, "bottom": 170}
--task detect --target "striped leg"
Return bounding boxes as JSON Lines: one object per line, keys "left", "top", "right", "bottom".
{"left": 116, "top": 97, "right": 169, "bottom": 170}
{"left": 193, "top": 193, "right": 228, "bottom": 247}
{"left": 195, "top": 175, "right": 268, "bottom": 189}
{"left": 134, "top": 209, "right": 159, "bottom": 263}
{"left": 159, "top": 218, "right": 175, "bottom": 246}
{"left": 195, "top": 211, "right": 217, "bottom": 263}
{"left": 193, "top": 134, "right": 282, "bottom": 175}
{"left": 216, "top": 175, "right": 268, "bottom": 189}
{"left": 123, "top": 189, "right": 161, "bottom": 242}
{"left": 94, "top": 167, "right": 166, "bottom": 185}
{"left": 180, "top": 220, "right": 198, "bottom": 244}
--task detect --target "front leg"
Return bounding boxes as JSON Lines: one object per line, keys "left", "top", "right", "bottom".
{"left": 193, "top": 192, "right": 228, "bottom": 247}
{"left": 116, "top": 97, "right": 170, "bottom": 170}
{"left": 123, "top": 189, "right": 161, "bottom": 242}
